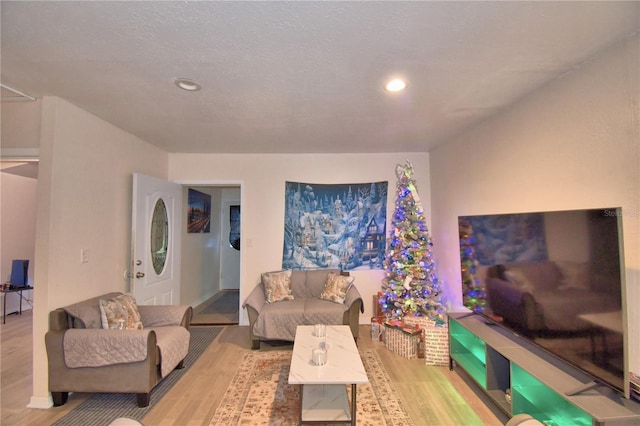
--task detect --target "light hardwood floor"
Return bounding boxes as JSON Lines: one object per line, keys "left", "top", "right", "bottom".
{"left": 191, "top": 291, "right": 239, "bottom": 326}
{"left": 1, "top": 310, "right": 507, "bottom": 425}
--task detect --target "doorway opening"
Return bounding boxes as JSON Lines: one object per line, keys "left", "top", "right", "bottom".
{"left": 192, "top": 289, "right": 239, "bottom": 325}
{"left": 183, "top": 184, "right": 241, "bottom": 326}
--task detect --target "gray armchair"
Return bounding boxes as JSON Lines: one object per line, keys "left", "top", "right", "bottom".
{"left": 45, "top": 292, "right": 192, "bottom": 407}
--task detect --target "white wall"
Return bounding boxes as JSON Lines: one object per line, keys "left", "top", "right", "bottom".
{"left": 30, "top": 96, "right": 169, "bottom": 406}
{"left": 180, "top": 185, "right": 242, "bottom": 306}
{"left": 430, "top": 35, "right": 639, "bottom": 380}
{"left": 181, "top": 186, "right": 222, "bottom": 306}
{"left": 169, "top": 153, "right": 431, "bottom": 325}
{"left": 219, "top": 187, "right": 241, "bottom": 290}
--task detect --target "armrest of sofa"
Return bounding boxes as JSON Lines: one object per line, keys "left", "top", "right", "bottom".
{"left": 344, "top": 285, "right": 364, "bottom": 313}
{"left": 342, "top": 285, "right": 364, "bottom": 339}
{"left": 243, "top": 282, "right": 266, "bottom": 314}
{"left": 243, "top": 283, "right": 266, "bottom": 349}
{"left": 344, "top": 298, "right": 363, "bottom": 339}
{"left": 138, "top": 305, "right": 193, "bottom": 329}
{"left": 49, "top": 308, "right": 72, "bottom": 332}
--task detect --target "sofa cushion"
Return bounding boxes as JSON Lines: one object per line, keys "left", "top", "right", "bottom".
{"left": 99, "top": 293, "right": 144, "bottom": 330}
{"left": 63, "top": 328, "right": 149, "bottom": 368}
{"left": 62, "top": 326, "right": 189, "bottom": 379}
{"left": 262, "top": 270, "right": 294, "bottom": 303}
{"left": 63, "top": 292, "right": 123, "bottom": 329}
{"left": 290, "top": 270, "right": 308, "bottom": 299}
{"left": 320, "top": 272, "right": 355, "bottom": 304}
{"left": 305, "top": 269, "right": 340, "bottom": 298}
{"left": 253, "top": 299, "right": 306, "bottom": 341}
{"left": 138, "top": 304, "right": 191, "bottom": 327}
{"left": 303, "top": 298, "right": 349, "bottom": 326}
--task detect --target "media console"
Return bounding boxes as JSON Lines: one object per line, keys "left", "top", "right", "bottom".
{"left": 448, "top": 313, "right": 640, "bottom": 425}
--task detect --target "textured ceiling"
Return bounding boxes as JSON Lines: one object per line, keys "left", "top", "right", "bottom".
{"left": 1, "top": 1, "right": 638, "bottom": 154}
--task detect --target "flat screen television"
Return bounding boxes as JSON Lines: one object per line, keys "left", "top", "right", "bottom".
{"left": 458, "top": 208, "right": 629, "bottom": 399}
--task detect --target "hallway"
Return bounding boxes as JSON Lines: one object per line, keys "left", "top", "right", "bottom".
{"left": 191, "top": 290, "right": 239, "bottom": 325}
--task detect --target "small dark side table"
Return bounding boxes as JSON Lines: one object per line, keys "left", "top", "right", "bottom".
{"left": 0, "top": 286, "right": 33, "bottom": 324}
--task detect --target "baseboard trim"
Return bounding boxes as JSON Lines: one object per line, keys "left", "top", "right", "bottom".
{"left": 28, "top": 394, "right": 53, "bottom": 409}
{"left": 191, "top": 291, "right": 218, "bottom": 312}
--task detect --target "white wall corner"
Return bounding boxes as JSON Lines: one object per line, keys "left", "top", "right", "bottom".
{"left": 27, "top": 394, "right": 53, "bottom": 409}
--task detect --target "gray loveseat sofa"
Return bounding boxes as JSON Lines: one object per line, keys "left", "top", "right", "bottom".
{"left": 243, "top": 269, "right": 363, "bottom": 349}
{"left": 45, "top": 292, "right": 193, "bottom": 407}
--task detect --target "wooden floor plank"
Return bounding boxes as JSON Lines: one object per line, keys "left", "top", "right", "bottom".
{"left": 1, "top": 312, "right": 505, "bottom": 425}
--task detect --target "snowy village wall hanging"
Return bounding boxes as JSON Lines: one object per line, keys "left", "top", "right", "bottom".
{"left": 282, "top": 181, "right": 388, "bottom": 271}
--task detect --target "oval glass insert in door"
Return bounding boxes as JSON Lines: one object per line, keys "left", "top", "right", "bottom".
{"left": 150, "top": 198, "right": 169, "bottom": 275}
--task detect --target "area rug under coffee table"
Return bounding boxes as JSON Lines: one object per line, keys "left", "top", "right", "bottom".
{"left": 210, "top": 349, "right": 414, "bottom": 426}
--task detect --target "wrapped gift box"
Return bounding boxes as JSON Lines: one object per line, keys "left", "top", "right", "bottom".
{"left": 370, "top": 316, "right": 385, "bottom": 342}
{"left": 383, "top": 320, "right": 421, "bottom": 359}
{"left": 373, "top": 292, "right": 384, "bottom": 317}
{"left": 403, "top": 316, "right": 450, "bottom": 366}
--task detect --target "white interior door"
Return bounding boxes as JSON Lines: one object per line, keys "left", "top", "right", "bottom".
{"left": 131, "top": 173, "right": 182, "bottom": 305}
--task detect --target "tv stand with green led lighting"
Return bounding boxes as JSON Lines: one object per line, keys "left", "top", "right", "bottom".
{"left": 448, "top": 313, "right": 640, "bottom": 426}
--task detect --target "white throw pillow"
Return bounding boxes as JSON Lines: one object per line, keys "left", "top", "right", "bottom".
{"left": 99, "top": 293, "right": 144, "bottom": 330}
{"left": 262, "top": 270, "right": 294, "bottom": 303}
{"left": 320, "top": 272, "right": 354, "bottom": 304}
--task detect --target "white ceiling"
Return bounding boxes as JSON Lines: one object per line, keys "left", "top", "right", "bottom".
{"left": 1, "top": 1, "right": 638, "bottom": 154}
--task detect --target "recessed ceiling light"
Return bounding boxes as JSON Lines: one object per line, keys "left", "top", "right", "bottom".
{"left": 174, "top": 78, "right": 201, "bottom": 91}
{"left": 385, "top": 78, "right": 407, "bottom": 92}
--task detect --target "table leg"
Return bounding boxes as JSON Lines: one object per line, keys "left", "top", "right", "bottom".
{"left": 299, "top": 384, "right": 304, "bottom": 426}
{"left": 351, "top": 384, "right": 356, "bottom": 425}
{"left": 2, "top": 292, "right": 6, "bottom": 324}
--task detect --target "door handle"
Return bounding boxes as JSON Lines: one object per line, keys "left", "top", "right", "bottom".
{"left": 136, "top": 272, "right": 145, "bottom": 278}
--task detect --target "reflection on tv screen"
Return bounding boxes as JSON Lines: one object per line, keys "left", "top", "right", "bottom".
{"left": 459, "top": 208, "right": 625, "bottom": 396}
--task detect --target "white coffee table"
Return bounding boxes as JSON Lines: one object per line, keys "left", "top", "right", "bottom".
{"left": 288, "top": 325, "right": 368, "bottom": 424}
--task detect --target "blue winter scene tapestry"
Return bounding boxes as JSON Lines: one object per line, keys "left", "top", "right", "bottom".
{"left": 282, "top": 181, "right": 388, "bottom": 271}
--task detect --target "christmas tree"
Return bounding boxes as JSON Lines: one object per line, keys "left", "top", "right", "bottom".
{"left": 379, "top": 161, "right": 446, "bottom": 325}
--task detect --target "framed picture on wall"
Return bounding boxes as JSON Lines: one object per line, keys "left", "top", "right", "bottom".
{"left": 187, "top": 188, "right": 211, "bottom": 233}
